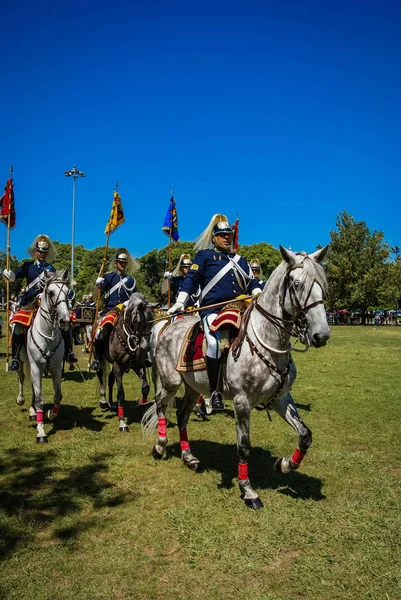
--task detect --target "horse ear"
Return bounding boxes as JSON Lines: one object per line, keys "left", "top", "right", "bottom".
{"left": 58, "top": 268, "right": 69, "bottom": 281}
{"left": 309, "top": 245, "right": 329, "bottom": 264}
{"left": 279, "top": 245, "right": 297, "bottom": 267}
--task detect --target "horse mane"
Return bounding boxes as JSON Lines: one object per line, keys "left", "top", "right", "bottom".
{"left": 44, "top": 269, "right": 71, "bottom": 287}
{"left": 126, "top": 292, "right": 154, "bottom": 321}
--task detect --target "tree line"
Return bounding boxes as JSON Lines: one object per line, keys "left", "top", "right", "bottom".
{"left": 1, "top": 210, "right": 400, "bottom": 318}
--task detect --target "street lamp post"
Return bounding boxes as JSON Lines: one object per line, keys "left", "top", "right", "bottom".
{"left": 64, "top": 165, "right": 85, "bottom": 286}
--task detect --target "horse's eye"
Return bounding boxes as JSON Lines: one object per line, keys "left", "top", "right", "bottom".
{"left": 49, "top": 290, "right": 55, "bottom": 298}
{"left": 294, "top": 280, "right": 300, "bottom": 288}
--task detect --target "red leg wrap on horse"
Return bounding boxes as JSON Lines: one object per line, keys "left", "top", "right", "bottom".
{"left": 179, "top": 429, "right": 190, "bottom": 451}
{"left": 118, "top": 406, "right": 124, "bottom": 418}
{"left": 36, "top": 410, "right": 43, "bottom": 423}
{"left": 158, "top": 418, "right": 167, "bottom": 438}
{"left": 238, "top": 462, "right": 248, "bottom": 480}
{"left": 52, "top": 406, "right": 59, "bottom": 416}
{"left": 291, "top": 448, "right": 306, "bottom": 465}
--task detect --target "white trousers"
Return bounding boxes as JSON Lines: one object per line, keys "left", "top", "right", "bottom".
{"left": 202, "top": 312, "right": 221, "bottom": 359}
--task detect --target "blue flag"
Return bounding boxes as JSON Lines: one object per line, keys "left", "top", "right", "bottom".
{"left": 162, "top": 195, "right": 179, "bottom": 242}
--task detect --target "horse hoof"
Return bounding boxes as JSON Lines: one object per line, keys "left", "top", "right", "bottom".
{"left": 16, "top": 398, "right": 25, "bottom": 406}
{"left": 36, "top": 436, "right": 48, "bottom": 444}
{"left": 152, "top": 446, "right": 163, "bottom": 460}
{"left": 119, "top": 425, "right": 129, "bottom": 433}
{"left": 108, "top": 403, "right": 118, "bottom": 413}
{"left": 99, "top": 401, "right": 108, "bottom": 410}
{"left": 244, "top": 497, "right": 264, "bottom": 510}
{"left": 274, "top": 458, "right": 283, "bottom": 472}
{"left": 187, "top": 460, "right": 200, "bottom": 472}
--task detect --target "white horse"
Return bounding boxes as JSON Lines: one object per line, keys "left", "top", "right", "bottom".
{"left": 16, "top": 269, "right": 71, "bottom": 443}
{"left": 142, "top": 246, "right": 330, "bottom": 508}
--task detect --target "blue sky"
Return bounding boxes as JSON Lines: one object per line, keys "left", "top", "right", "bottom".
{"left": 1, "top": 0, "right": 400, "bottom": 262}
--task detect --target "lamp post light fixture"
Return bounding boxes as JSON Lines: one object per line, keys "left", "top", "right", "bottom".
{"left": 64, "top": 165, "right": 85, "bottom": 286}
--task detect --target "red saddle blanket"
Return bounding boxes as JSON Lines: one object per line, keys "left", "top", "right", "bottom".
{"left": 176, "top": 309, "right": 241, "bottom": 372}
{"left": 10, "top": 309, "right": 34, "bottom": 327}
{"left": 98, "top": 311, "right": 119, "bottom": 330}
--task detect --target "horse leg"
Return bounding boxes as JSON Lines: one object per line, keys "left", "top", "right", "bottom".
{"left": 272, "top": 392, "right": 312, "bottom": 474}
{"left": 108, "top": 369, "right": 117, "bottom": 412}
{"left": 30, "top": 364, "right": 47, "bottom": 443}
{"left": 113, "top": 364, "right": 128, "bottom": 432}
{"left": 152, "top": 386, "right": 178, "bottom": 460}
{"left": 138, "top": 367, "right": 151, "bottom": 406}
{"left": 234, "top": 394, "right": 264, "bottom": 509}
{"left": 46, "top": 364, "right": 63, "bottom": 422}
{"left": 16, "top": 360, "right": 26, "bottom": 406}
{"left": 29, "top": 382, "right": 37, "bottom": 421}
{"left": 176, "top": 386, "right": 201, "bottom": 471}
{"left": 98, "top": 363, "right": 108, "bottom": 410}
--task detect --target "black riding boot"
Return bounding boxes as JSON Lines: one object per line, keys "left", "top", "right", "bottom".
{"left": 9, "top": 332, "right": 25, "bottom": 371}
{"left": 62, "top": 327, "right": 78, "bottom": 370}
{"left": 89, "top": 339, "right": 101, "bottom": 372}
{"left": 205, "top": 356, "right": 224, "bottom": 411}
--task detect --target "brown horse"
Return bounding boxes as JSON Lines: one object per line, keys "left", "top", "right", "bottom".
{"left": 95, "top": 293, "right": 154, "bottom": 432}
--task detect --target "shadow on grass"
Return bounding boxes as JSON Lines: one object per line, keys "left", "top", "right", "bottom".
{"left": 46, "top": 404, "right": 106, "bottom": 436}
{"left": 166, "top": 439, "right": 325, "bottom": 501}
{"left": 0, "top": 448, "right": 136, "bottom": 559}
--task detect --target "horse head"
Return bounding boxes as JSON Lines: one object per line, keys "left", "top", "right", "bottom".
{"left": 42, "top": 269, "right": 71, "bottom": 331}
{"left": 124, "top": 292, "right": 154, "bottom": 353}
{"left": 279, "top": 245, "right": 330, "bottom": 348}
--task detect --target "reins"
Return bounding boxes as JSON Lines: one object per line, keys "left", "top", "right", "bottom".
{"left": 29, "top": 279, "right": 69, "bottom": 366}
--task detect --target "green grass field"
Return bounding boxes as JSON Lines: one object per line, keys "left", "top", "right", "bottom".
{"left": 0, "top": 323, "right": 400, "bottom": 600}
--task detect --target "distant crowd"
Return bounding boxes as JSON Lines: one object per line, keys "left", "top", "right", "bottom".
{"left": 327, "top": 310, "right": 400, "bottom": 326}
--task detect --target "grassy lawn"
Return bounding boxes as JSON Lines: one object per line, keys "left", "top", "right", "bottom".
{"left": 0, "top": 322, "right": 400, "bottom": 599}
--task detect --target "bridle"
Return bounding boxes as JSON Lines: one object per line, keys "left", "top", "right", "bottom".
{"left": 29, "top": 279, "right": 70, "bottom": 363}
{"left": 115, "top": 304, "right": 152, "bottom": 355}
{"left": 231, "top": 259, "right": 326, "bottom": 409}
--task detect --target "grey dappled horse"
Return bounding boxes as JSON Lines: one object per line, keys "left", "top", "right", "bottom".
{"left": 95, "top": 293, "right": 154, "bottom": 432}
{"left": 142, "top": 246, "right": 330, "bottom": 509}
{"left": 16, "top": 269, "right": 71, "bottom": 443}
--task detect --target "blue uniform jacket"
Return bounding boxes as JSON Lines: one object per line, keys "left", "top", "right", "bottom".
{"left": 171, "top": 276, "right": 199, "bottom": 308}
{"left": 181, "top": 249, "right": 260, "bottom": 317}
{"left": 14, "top": 261, "right": 56, "bottom": 306}
{"left": 101, "top": 272, "right": 136, "bottom": 311}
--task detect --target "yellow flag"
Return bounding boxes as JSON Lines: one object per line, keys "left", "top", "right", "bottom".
{"left": 104, "top": 191, "right": 125, "bottom": 234}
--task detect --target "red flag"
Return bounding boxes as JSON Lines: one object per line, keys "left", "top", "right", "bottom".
{"left": 232, "top": 217, "right": 239, "bottom": 252}
{"left": 0, "top": 176, "right": 16, "bottom": 228}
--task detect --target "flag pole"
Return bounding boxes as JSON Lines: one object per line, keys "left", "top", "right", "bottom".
{"left": 167, "top": 226, "right": 172, "bottom": 308}
{"left": 5, "top": 165, "right": 13, "bottom": 372}
{"left": 87, "top": 183, "right": 117, "bottom": 365}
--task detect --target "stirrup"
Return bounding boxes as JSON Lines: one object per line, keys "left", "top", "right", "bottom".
{"left": 89, "top": 360, "right": 100, "bottom": 372}
{"left": 211, "top": 391, "right": 224, "bottom": 411}
{"left": 9, "top": 358, "right": 20, "bottom": 372}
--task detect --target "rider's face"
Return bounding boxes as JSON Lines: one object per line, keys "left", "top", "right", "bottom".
{"left": 116, "top": 260, "right": 127, "bottom": 273}
{"left": 252, "top": 269, "right": 260, "bottom": 280}
{"left": 213, "top": 232, "right": 233, "bottom": 253}
{"left": 35, "top": 249, "right": 48, "bottom": 263}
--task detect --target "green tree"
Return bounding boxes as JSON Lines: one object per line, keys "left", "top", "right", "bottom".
{"left": 238, "top": 242, "right": 281, "bottom": 278}
{"left": 326, "top": 210, "right": 390, "bottom": 322}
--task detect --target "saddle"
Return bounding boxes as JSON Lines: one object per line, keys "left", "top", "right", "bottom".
{"left": 97, "top": 304, "right": 124, "bottom": 331}
{"left": 10, "top": 299, "right": 40, "bottom": 328}
{"left": 176, "top": 302, "right": 247, "bottom": 372}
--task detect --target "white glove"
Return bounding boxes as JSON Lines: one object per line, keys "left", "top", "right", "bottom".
{"left": 96, "top": 277, "right": 104, "bottom": 287}
{"left": 167, "top": 301, "right": 185, "bottom": 316}
{"left": 164, "top": 271, "right": 172, "bottom": 279}
{"left": 2, "top": 269, "right": 16, "bottom": 282}
{"left": 252, "top": 287, "right": 262, "bottom": 297}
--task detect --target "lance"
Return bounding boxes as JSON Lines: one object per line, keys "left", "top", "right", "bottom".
{"left": 151, "top": 295, "right": 254, "bottom": 323}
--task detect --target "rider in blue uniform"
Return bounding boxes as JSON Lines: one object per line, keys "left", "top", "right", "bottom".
{"left": 167, "top": 215, "right": 262, "bottom": 411}
{"left": 164, "top": 254, "right": 200, "bottom": 307}
{"left": 249, "top": 259, "right": 266, "bottom": 290}
{"left": 89, "top": 248, "right": 138, "bottom": 371}
{"left": 2, "top": 234, "right": 78, "bottom": 371}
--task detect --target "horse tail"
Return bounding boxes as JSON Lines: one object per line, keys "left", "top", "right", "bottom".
{"left": 141, "top": 401, "right": 158, "bottom": 437}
